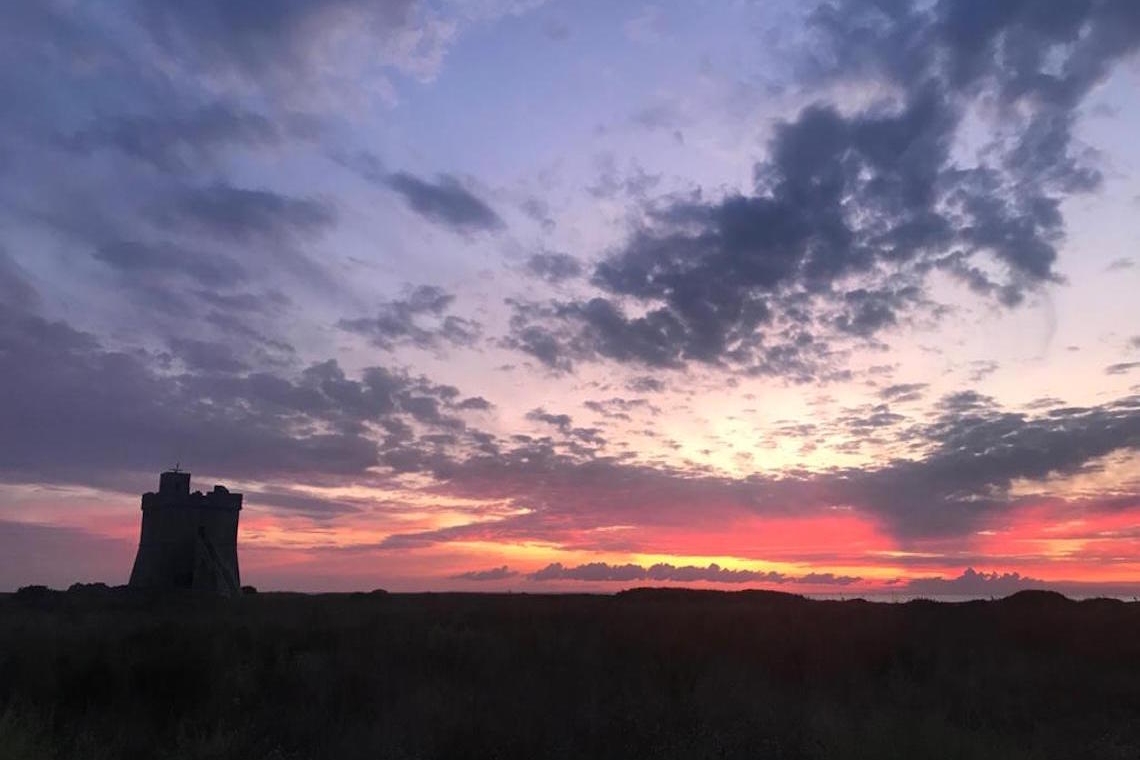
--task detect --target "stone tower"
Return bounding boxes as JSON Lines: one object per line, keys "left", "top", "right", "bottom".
{"left": 128, "top": 470, "right": 243, "bottom": 596}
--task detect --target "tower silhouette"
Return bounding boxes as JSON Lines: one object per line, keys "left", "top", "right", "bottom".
{"left": 128, "top": 470, "right": 242, "bottom": 596}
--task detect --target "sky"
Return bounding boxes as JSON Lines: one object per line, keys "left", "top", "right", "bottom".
{"left": 2, "top": 0, "right": 1140, "bottom": 596}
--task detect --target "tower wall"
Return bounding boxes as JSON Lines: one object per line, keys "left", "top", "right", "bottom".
{"left": 159, "top": 470, "right": 191, "bottom": 497}
{"left": 194, "top": 492, "right": 241, "bottom": 594}
{"left": 129, "top": 501, "right": 197, "bottom": 587}
{"left": 128, "top": 473, "right": 242, "bottom": 595}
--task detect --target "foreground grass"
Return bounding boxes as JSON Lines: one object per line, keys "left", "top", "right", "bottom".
{"left": 2, "top": 587, "right": 1139, "bottom": 759}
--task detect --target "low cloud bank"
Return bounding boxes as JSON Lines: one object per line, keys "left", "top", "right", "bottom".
{"left": 455, "top": 561, "right": 861, "bottom": 585}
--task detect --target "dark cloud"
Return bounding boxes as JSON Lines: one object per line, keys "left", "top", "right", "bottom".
{"left": 529, "top": 562, "right": 647, "bottom": 582}
{"left": 167, "top": 337, "right": 250, "bottom": 374}
{"left": 937, "top": 390, "right": 995, "bottom": 413}
{"left": 878, "top": 383, "right": 928, "bottom": 403}
{"left": 583, "top": 397, "right": 659, "bottom": 421}
{"left": 0, "top": 304, "right": 470, "bottom": 488}
{"left": 134, "top": 0, "right": 423, "bottom": 84}
{"left": 626, "top": 376, "right": 666, "bottom": 393}
{"left": 525, "top": 252, "right": 583, "bottom": 284}
{"left": 837, "top": 403, "right": 906, "bottom": 435}
{"left": 526, "top": 408, "right": 573, "bottom": 431}
{"left": 1106, "top": 257, "right": 1135, "bottom": 272}
{"left": 500, "top": 300, "right": 577, "bottom": 372}
{"left": 156, "top": 184, "right": 336, "bottom": 243}
{"left": 832, "top": 391, "right": 1140, "bottom": 536}
{"left": 505, "top": 0, "right": 1140, "bottom": 377}
{"left": 966, "top": 360, "right": 1001, "bottom": 383}
{"left": 385, "top": 172, "right": 503, "bottom": 233}
{"left": 93, "top": 241, "right": 246, "bottom": 287}
{"left": 247, "top": 487, "right": 364, "bottom": 517}
{"left": 338, "top": 285, "right": 482, "bottom": 352}
{"left": 0, "top": 5, "right": 354, "bottom": 369}
{"left": 572, "top": 90, "right": 1014, "bottom": 367}
{"left": 900, "top": 568, "right": 1046, "bottom": 598}
{"left": 898, "top": 567, "right": 1140, "bottom": 599}
{"left": 334, "top": 150, "right": 387, "bottom": 184}
{"left": 505, "top": 295, "right": 848, "bottom": 382}
{"left": 810, "top": 1, "right": 1140, "bottom": 108}
{"left": 456, "top": 396, "right": 493, "bottom": 411}
{"left": 62, "top": 103, "right": 280, "bottom": 173}
{"left": 1106, "top": 362, "right": 1140, "bottom": 375}
{"left": 527, "top": 562, "right": 860, "bottom": 585}
{"left": 202, "top": 305, "right": 298, "bottom": 364}
{"left": 372, "top": 387, "right": 1140, "bottom": 547}
{"left": 451, "top": 565, "right": 518, "bottom": 581}
{"left": 198, "top": 289, "right": 291, "bottom": 315}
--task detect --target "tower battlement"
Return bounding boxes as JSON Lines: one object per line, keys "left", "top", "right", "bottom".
{"left": 141, "top": 482, "right": 242, "bottom": 512}
{"left": 129, "top": 470, "right": 243, "bottom": 596}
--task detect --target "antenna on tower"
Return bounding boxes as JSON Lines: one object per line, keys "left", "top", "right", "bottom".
{"left": 172, "top": 462, "right": 181, "bottom": 473}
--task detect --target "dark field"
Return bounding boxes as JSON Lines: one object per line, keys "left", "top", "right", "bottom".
{"left": 2, "top": 588, "right": 1140, "bottom": 760}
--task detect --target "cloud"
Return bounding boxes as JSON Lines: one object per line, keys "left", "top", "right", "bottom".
{"left": 451, "top": 565, "right": 518, "bottom": 581}
{"left": 630, "top": 101, "right": 686, "bottom": 134}
{"left": 831, "top": 391, "right": 1140, "bottom": 536}
{"left": 878, "top": 383, "right": 928, "bottom": 403}
{"left": 526, "top": 407, "right": 573, "bottom": 431}
{"left": 586, "top": 155, "right": 661, "bottom": 200}
{"left": 527, "top": 561, "right": 860, "bottom": 585}
{"left": 335, "top": 150, "right": 388, "bottom": 184}
{"left": 135, "top": 0, "right": 456, "bottom": 92}
{"left": 967, "top": 360, "right": 1001, "bottom": 383}
{"left": 371, "top": 386, "right": 1140, "bottom": 548}
{"left": 156, "top": 184, "right": 336, "bottom": 243}
{"left": 583, "top": 397, "right": 659, "bottom": 421}
{"left": 525, "top": 252, "right": 583, "bottom": 284}
{"left": 1107, "top": 257, "right": 1135, "bottom": 271}
{"left": 503, "top": 0, "right": 1140, "bottom": 378}
{"left": 541, "top": 19, "right": 570, "bottom": 42}
{"left": 0, "top": 304, "right": 474, "bottom": 488}
{"left": 900, "top": 568, "right": 1047, "bottom": 598}
{"left": 247, "top": 487, "right": 365, "bottom": 517}
{"left": 519, "top": 197, "right": 556, "bottom": 232}
{"left": 0, "top": 6, "right": 353, "bottom": 359}
{"left": 93, "top": 241, "right": 246, "bottom": 287}
{"left": 338, "top": 154, "right": 504, "bottom": 236}
{"left": 386, "top": 172, "right": 503, "bottom": 233}
{"left": 0, "top": 249, "right": 40, "bottom": 312}
{"left": 1107, "top": 362, "right": 1140, "bottom": 375}
{"left": 62, "top": 103, "right": 280, "bottom": 173}
{"left": 626, "top": 376, "right": 665, "bottom": 393}
{"left": 167, "top": 338, "right": 250, "bottom": 374}
{"left": 339, "top": 285, "right": 482, "bottom": 352}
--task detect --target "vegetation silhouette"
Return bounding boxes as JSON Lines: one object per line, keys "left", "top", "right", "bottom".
{"left": 2, "top": 586, "right": 1140, "bottom": 759}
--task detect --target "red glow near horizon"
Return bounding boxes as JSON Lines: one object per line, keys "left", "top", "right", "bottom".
{"left": 4, "top": 485, "right": 1140, "bottom": 595}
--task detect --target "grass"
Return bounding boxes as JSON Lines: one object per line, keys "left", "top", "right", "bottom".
{"left": 2, "top": 586, "right": 1139, "bottom": 759}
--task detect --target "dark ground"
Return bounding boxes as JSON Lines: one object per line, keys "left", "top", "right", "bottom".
{"left": 2, "top": 586, "right": 1140, "bottom": 760}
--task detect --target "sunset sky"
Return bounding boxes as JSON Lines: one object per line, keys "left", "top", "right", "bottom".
{"left": 2, "top": 0, "right": 1140, "bottom": 596}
